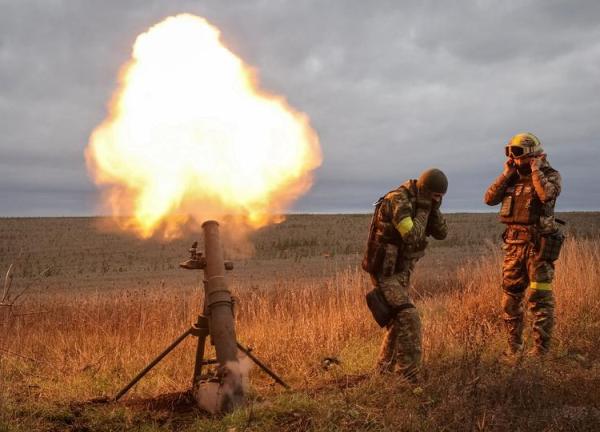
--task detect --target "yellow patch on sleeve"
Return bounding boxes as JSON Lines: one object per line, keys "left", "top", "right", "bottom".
{"left": 396, "top": 217, "right": 414, "bottom": 237}
{"left": 530, "top": 282, "right": 552, "bottom": 291}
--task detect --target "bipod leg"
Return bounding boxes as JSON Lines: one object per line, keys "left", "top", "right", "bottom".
{"left": 114, "top": 327, "right": 193, "bottom": 401}
{"left": 191, "top": 315, "right": 210, "bottom": 388}
{"left": 236, "top": 342, "right": 290, "bottom": 390}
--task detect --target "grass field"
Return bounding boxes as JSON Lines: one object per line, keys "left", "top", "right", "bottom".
{"left": 1, "top": 213, "right": 599, "bottom": 431}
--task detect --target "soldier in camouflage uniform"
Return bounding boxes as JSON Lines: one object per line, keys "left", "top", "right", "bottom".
{"left": 484, "top": 133, "right": 563, "bottom": 358}
{"left": 363, "top": 168, "right": 449, "bottom": 381}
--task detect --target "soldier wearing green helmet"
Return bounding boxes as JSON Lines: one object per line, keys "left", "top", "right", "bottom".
{"left": 362, "top": 168, "right": 449, "bottom": 382}
{"left": 485, "top": 132, "right": 563, "bottom": 359}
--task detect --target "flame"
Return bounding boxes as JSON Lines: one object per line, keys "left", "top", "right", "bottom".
{"left": 86, "top": 14, "right": 321, "bottom": 238}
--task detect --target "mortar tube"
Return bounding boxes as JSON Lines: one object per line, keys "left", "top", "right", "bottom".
{"left": 201, "top": 220, "right": 243, "bottom": 409}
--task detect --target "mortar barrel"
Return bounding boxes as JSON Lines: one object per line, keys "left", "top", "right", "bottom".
{"left": 201, "top": 220, "right": 238, "bottom": 365}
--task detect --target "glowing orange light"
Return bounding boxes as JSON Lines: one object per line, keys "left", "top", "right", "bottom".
{"left": 86, "top": 14, "right": 321, "bottom": 238}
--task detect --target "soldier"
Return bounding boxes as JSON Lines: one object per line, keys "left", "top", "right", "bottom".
{"left": 484, "top": 133, "right": 563, "bottom": 359}
{"left": 363, "top": 168, "right": 448, "bottom": 382}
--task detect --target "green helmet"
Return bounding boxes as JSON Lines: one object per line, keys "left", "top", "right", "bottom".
{"left": 417, "top": 168, "right": 448, "bottom": 194}
{"left": 505, "top": 132, "right": 543, "bottom": 159}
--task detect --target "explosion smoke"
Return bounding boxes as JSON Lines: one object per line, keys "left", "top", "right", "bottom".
{"left": 86, "top": 14, "right": 321, "bottom": 238}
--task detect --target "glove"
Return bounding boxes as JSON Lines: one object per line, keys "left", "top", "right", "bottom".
{"left": 503, "top": 158, "right": 516, "bottom": 178}
{"left": 415, "top": 196, "right": 432, "bottom": 212}
{"left": 529, "top": 154, "right": 546, "bottom": 171}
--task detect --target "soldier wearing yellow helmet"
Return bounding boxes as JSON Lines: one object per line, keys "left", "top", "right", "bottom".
{"left": 485, "top": 133, "right": 563, "bottom": 359}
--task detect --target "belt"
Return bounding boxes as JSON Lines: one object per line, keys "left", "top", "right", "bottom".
{"left": 503, "top": 225, "right": 537, "bottom": 244}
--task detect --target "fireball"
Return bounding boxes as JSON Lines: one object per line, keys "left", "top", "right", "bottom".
{"left": 86, "top": 14, "right": 321, "bottom": 238}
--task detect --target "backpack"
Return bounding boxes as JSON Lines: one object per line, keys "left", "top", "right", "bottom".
{"left": 361, "top": 196, "right": 386, "bottom": 274}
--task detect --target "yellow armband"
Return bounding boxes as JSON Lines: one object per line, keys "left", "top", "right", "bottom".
{"left": 395, "top": 217, "right": 414, "bottom": 237}
{"left": 530, "top": 282, "right": 552, "bottom": 291}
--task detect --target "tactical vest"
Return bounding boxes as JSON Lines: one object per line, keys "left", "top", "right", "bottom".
{"left": 499, "top": 174, "right": 542, "bottom": 225}
{"left": 362, "top": 181, "right": 417, "bottom": 273}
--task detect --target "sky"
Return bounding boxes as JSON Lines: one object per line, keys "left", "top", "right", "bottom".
{"left": 1, "top": 0, "right": 599, "bottom": 216}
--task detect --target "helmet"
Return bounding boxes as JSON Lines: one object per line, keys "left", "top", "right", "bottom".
{"left": 505, "top": 132, "right": 543, "bottom": 159}
{"left": 417, "top": 168, "right": 448, "bottom": 194}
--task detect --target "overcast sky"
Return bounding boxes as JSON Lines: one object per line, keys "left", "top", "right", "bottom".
{"left": 1, "top": 0, "right": 599, "bottom": 216}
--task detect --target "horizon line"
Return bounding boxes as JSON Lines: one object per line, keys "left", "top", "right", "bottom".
{"left": 0, "top": 209, "right": 598, "bottom": 219}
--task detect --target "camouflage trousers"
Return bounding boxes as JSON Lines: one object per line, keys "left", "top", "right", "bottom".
{"left": 371, "top": 258, "right": 421, "bottom": 381}
{"left": 502, "top": 241, "right": 555, "bottom": 354}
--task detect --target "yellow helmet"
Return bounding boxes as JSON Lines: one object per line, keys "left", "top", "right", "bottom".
{"left": 505, "top": 132, "right": 543, "bottom": 159}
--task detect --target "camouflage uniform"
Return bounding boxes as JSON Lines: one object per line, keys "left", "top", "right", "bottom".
{"left": 368, "top": 180, "right": 448, "bottom": 380}
{"left": 484, "top": 158, "right": 562, "bottom": 354}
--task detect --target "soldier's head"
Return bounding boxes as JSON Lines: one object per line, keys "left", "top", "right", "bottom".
{"left": 505, "top": 132, "right": 543, "bottom": 167}
{"left": 417, "top": 168, "right": 448, "bottom": 202}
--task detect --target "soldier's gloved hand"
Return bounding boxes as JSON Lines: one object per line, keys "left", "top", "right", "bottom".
{"left": 529, "top": 154, "right": 545, "bottom": 171}
{"left": 415, "top": 195, "right": 432, "bottom": 212}
{"left": 503, "top": 158, "right": 516, "bottom": 177}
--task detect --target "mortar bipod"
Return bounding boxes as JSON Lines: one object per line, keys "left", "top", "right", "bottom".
{"left": 113, "top": 314, "right": 289, "bottom": 401}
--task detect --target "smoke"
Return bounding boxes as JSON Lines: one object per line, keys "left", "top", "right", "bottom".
{"left": 193, "top": 350, "right": 253, "bottom": 414}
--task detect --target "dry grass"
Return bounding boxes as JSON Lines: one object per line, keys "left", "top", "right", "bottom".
{"left": 1, "top": 214, "right": 600, "bottom": 431}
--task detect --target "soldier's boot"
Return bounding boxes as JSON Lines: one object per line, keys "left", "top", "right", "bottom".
{"left": 501, "top": 291, "right": 525, "bottom": 359}
{"left": 376, "top": 318, "right": 400, "bottom": 374}
{"left": 528, "top": 289, "right": 555, "bottom": 357}
{"left": 395, "top": 306, "right": 422, "bottom": 383}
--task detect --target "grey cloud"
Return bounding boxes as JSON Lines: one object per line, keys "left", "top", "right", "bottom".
{"left": 1, "top": 0, "right": 599, "bottom": 216}
{"left": 411, "top": 0, "right": 600, "bottom": 64}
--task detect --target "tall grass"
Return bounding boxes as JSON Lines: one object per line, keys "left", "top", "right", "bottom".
{"left": 1, "top": 237, "right": 600, "bottom": 431}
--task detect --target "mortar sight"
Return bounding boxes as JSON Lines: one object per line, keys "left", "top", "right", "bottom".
{"left": 179, "top": 241, "right": 234, "bottom": 270}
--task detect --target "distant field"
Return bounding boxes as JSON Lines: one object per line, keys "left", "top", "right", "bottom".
{"left": 0, "top": 212, "right": 597, "bottom": 292}
{"left": 1, "top": 213, "right": 599, "bottom": 431}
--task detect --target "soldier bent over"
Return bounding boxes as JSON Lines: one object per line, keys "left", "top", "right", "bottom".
{"left": 363, "top": 168, "right": 449, "bottom": 382}
{"left": 484, "top": 133, "right": 563, "bottom": 358}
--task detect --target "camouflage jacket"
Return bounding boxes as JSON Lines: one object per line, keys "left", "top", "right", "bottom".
{"left": 484, "top": 158, "right": 561, "bottom": 233}
{"left": 376, "top": 180, "right": 448, "bottom": 249}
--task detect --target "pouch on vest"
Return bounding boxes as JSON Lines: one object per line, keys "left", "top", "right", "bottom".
{"left": 499, "top": 178, "right": 543, "bottom": 224}
{"left": 366, "top": 288, "right": 394, "bottom": 327}
{"left": 537, "top": 230, "right": 565, "bottom": 262}
{"left": 500, "top": 195, "right": 513, "bottom": 217}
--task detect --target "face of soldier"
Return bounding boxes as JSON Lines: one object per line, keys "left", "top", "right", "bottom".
{"left": 419, "top": 188, "right": 444, "bottom": 203}
{"left": 513, "top": 155, "right": 533, "bottom": 167}
{"left": 513, "top": 155, "right": 534, "bottom": 175}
